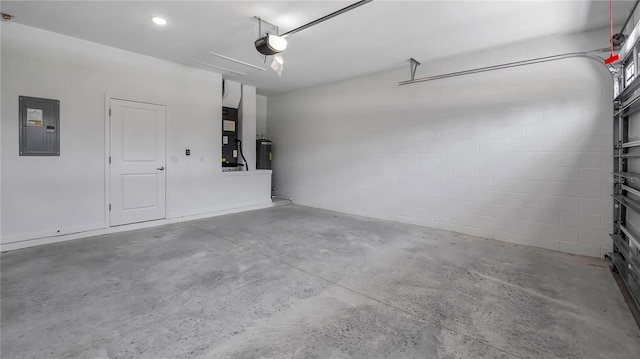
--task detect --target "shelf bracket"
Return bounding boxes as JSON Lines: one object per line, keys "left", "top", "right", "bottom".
{"left": 409, "top": 58, "right": 421, "bottom": 81}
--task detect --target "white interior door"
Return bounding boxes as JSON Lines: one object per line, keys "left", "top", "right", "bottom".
{"left": 109, "top": 99, "right": 166, "bottom": 226}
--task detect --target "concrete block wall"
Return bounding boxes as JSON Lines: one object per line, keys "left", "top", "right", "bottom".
{"left": 268, "top": 29, "right": 614, "bottom": 257}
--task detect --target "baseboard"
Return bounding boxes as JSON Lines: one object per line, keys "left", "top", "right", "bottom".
{"left": 288, "top": 200, "right": 601, "bottom": 258}
{"left": 1, "top": 223, "right": 106, "bottom": 246}
{"left": 1, "top": 201, "right": 278, "bottom": 252}
{"left": 292, "top": 199, "right": 399, "bottom": 222}
{"left": 167, "top": 200, "right": 272, "bottom": 219}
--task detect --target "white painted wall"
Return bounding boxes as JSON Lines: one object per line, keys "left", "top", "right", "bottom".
{"left": 1, "top": 23, "right": 271, "bottom": 245}
{"left": 269, "top": 28, "right": 613, "bottom": 257}
{"left": 256, "top": 95, "right": 268, "bottom": 138}
{"left": 0, "top": 21, "right": 4, "bottom": 241}
{"left": 240, "top": 85, "right": 257, "bottom": 170}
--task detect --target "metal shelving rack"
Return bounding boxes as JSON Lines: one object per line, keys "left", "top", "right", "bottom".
{"left": 611, "top": 22, "right": 640, "bottom": 321}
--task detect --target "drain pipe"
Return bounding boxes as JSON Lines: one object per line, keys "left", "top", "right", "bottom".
{"left": 398, "top": 48, "right": 611, "bottom": 86}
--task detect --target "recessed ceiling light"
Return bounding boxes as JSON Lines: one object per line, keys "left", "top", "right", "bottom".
{"left": 152, "top": 17, "right": 167, "bottom": 26}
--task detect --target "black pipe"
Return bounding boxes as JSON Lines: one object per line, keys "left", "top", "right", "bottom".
{"left": 235, "top": 139, "right": 249, "bottom": 171}
{"left": 281, "top": 0, "right": 373, "bottom": 38}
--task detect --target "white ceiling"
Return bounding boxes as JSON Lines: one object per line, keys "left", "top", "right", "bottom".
{"left": 1, "top": 0, "right": 637, "bottom": 95}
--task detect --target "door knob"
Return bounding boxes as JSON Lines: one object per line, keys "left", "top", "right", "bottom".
{"left": 157, "top": 166, "right": 165, "bottom": 171}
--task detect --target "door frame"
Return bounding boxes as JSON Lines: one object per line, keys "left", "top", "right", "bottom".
{"left": 104, "top": 94, "right": 168, "bottom": 228}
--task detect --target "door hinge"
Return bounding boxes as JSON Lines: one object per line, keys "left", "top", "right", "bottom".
{"left": 109, "top": 108, "right": 111, "bottom": 117}
{"left": 109, "top": 204, "right": 111, "bottom": 211}
{"left": 109, "top": 156, "right": 111, "bottom": 164}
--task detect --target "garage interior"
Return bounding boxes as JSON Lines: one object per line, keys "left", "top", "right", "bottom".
{"left": 2, "top": 1, "right": 640, "bottom": 358}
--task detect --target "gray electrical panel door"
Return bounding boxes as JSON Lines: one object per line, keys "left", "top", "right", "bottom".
{"left": 19, "top": 96, "right": 60, "bottom": 156}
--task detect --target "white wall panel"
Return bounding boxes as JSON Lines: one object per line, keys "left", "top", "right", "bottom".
{"left": 1, "top": 23, "right": 271, "bottom": 245}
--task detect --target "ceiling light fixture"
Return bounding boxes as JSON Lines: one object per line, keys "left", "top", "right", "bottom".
{"left": 254, "top": 17, "right": 287, "bottom": 56}
{"left": 255, "top": 34, "right": 288, "bottom": 55}
{"left": 152, "top": 17, "right": 168, "bottom": 26}
{"left": 253, "top": 0, "right": 373, "bottom": 76}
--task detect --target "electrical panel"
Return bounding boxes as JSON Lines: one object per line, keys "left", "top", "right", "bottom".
{"left": 19, "top": 96, "right": 60, "bottom": 156}
{"left": 222, "top": 107, "right": 239, "bottom": 168}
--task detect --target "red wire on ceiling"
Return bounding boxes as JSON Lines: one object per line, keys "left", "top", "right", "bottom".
{"left": 605, "top": 0, "right": 620, "bottom": 64}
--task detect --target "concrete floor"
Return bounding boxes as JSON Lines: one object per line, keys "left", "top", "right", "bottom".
{"left": 2, "top": 205, "right": 640, "bottom": 359}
